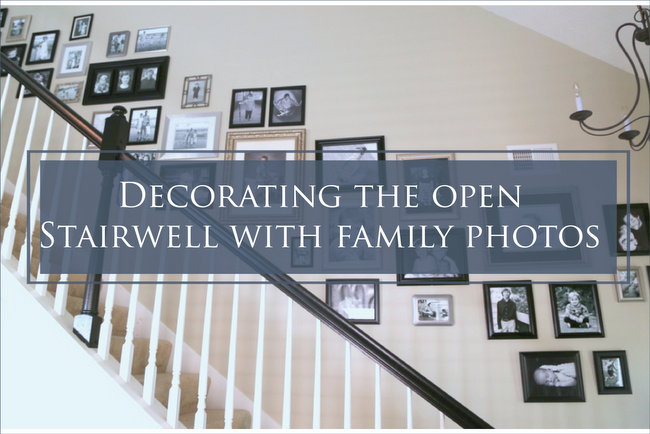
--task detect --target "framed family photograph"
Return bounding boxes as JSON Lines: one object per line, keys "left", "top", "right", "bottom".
{"left": 127, "top": 106, "right": 162, "bottom": 145}
{"left": 519, "top": 351, "right": 585, "bottom": 402}
{"left": 92, "top": 111, "right": 112, "bottom": 134}
{"left": 106, "top": 31, "right": 129, "bottom": 57}
{"left": 269, "top": 85, "right": 306, "bottom": 127}
{"left": 17, "top": 68, "right": 53, "bottom": 98}
{"left": 182, "top": 75, "right": 212, "bottom": 108}
{"left": 549, "top": 282, "right": 604, "bottom": 338}
{"left": 54, "top": 81, "right": 84, "bottom": 103}
{"left": 325, "top": 201, "right": 380, "bottom": 270}
{"left": 56, "top": 41, "right": 91, "bottom": 78}
{"left": 326, "top": 279, "right": 379, "bottom": 324}
{"left": 159, "top": 163, "right": 216, "bottom": 208}
{"left": 6, "top": 15, "right": 31, "bottom": 42}
{"left": 0, "top": 8, "right": 7, "bottom": 28}
{"left": 26, "top": 30, "right": 59, "bottom": 65}
{"left": 135, "top": 26, "right": 170, "bottom": 53}
{"left": 615, "top": 266, "right": 645, "bottom": 301}
{"left": 1, "top": 44, "right": 27, "bottom": 76}
{"left": 162, "top": 112, "right": 222, "bottom": 159}
{"left": 70, "top": 14, "right": 93, "bottom": 40}
{"left": 291, "top": 236, "right": 314, "bottom": 268}
{"left": 315, "top": 136, "right": 386, "bottom": 190}
{"left": 412, "top": 294, "right": 453, "bottom": 326}
{"left": 229, "top": 88, "right": 267, "bottom": 128}
{"left": 225, "top": 128, "right": 306, "bottom": 161}
{"left": 614, "top": 203, "right": 650, "bottom": 256}
{"left": 593, "top": 350, "right": 632, "bottom": 394}
{"left": 483, "top": 281, "right": 537, "bottom": 339}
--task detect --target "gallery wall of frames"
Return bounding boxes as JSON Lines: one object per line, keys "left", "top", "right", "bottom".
{"left": 1, "top": 5, "right": 648, "bottom": 429}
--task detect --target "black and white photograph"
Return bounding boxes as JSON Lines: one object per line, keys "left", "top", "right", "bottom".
{"left": 92, "top": 111, "right": 112, "bottom": 134}
{"left": 138, "top": 67, "right": 158, "bottom": 91}
{"left": 18, "top": 69, "right": 53, "bottom": 98}
{"left": 326, "top": 279, "right": 380, "bottom": 324}
{"left": 129, "top": 152, "right": 157, "bottom": 165}
{"left": 291, "top": 237, "right": 314, "bottom": 268}
{"left": 54, "top": 82, "right": 84, "bottom": 103}
{"left": 6, "top": 15, "right": 31, "bottom": 42}
{"left": 115, "top": 68, "right": 135, "bottom": 94}
{"left": 315, "top": 136, "right": 385, "bottom": 190}
{"left": 91, "top": 70, "right": 112, "bottom": 95}
{"left": 269, "top": 85, "right": 306, "bottom": 127}
{"left": 159, "top": 163, "right": 216, "bottom": 208}
{"left": 106, "top": 30, "right": 129, "bottom": 57}
{"left": 56, "top": 41, "right": 91, "bottom": 78}
{"left": 397, "top": 153, "right": 456, "bottom": 216}
{"left": 1, "top": 44, "right": 27, "bottom": 76}
{"left": 182, "top": 75, "right": 211, "bottom": 108}
{"left": 396, "top": 228, "right": 469, "bottom": 285}
{"left": 615, "top": 203, "right": 650, "bottom": 256}
{"left": 593, "top": 351, "right": 632, "bottom": 394}
{"left": 1, "top": 8, "right": 7, "bottom": 28}
{"left": 519, "top": 351, "right": 585, "bottom": 402}
{"left": 162, "top": 112, "right": 221, "bottom": 159}
{"left": 229, "top": 88, "right": 267, "bottom": 128}
{"left": 128, "top": 106, "right": 162, "bottom": 145}
{"left": 412, "top": 294, "right": 454, "bottom": 326}
{"left": 26, "top": 30, "right": 59, "bottom": 65}
{"left": 615, "top": 266, "right": 645, "bottom": 301}
{"left": 549, "top": 282, "right": 604, "bottom": 338}
{"left": 326, "top": 203, "right": 379, "bottom": 269}
{"left": 483, "top": 281, "right": 537, "bottom": 339}
{"left": 135, "top": 26, "right": 170, "bottom": 52}
{"left": 70, "top": 14, "right": 93, "bottom": 40}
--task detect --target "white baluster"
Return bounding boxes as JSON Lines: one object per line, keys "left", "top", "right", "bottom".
{"left": 96, "top": 276, "right": 117, "bottom": 359}
{"left": 142, "top": 273, "right": 164, "bottom": 405}
{"left": 282, "top": 298, "right": 293, "bottom": 429}
{"left": 439, "top": 411, "right": 445, "bottom": 429}
{"left": 312, "top": 319, "right": 321, "bottom": 429}
{"left": 374, "top": 364, "right": 381, "bottom": 429}
{"left": 18, "top": 109, "right": 54, "bottom": 277}
{"left": 194, "top": 274, "right": 215, "bottom": 430}
{"left": 344, "top": 340, "right": 351, "bottom": 429}
{"left": 224, "top": 274, "right": 240, "bottom": 430}
{"left": 119, "top": 275, "right": 140, "bottom": 381}
{"left": 1, "top": 73, "right": 11, "bottom": 117}
{"left": 167, "top": 274, "right": 189, "bottom": 428}
{"left": 251, "top": 278, "right": 266, "bottom": 429}
{"left": 0, "top": 85, "right": 24, "bottom": 201}
{"left": 406, "top": 387, "right": 413, "bottom": 429}
{"left": 2, "top": 98, "right": 38, "bottom": 260}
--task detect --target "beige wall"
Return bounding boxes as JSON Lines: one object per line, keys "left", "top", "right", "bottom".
{"left": 2, "top": 4, "right": 649, "bottom": 429}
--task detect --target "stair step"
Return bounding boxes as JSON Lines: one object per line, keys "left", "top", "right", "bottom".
{"left": 109, "top": 337, "right": 172, "bottom": 376}
{"left": 179, "top": 409, "right": 252, "bottom": 429}
{"left": 132, "top": 372, "right": 209, "bottom": 416}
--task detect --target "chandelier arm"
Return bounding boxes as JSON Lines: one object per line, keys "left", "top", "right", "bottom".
{"left": 627, "top": 38, "right": 650, "bottom": 151}
{"left": 578, "top": 115, "right": 648, "bottom": 137}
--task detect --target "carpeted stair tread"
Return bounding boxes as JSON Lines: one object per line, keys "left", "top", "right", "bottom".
{"left": 132, "top": 372, "right": 208, "bottom": 416}
{"left": 109, "top": 337, "right": 172, "bottom": 375}
{"left": 179, "top": 409, "right": 252, "bottom": 429}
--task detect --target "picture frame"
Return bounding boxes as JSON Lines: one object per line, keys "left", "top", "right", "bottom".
{"left": 1, "top": 44, "right": 27, "bottom": 76}
{"left": 412, "top": 294, "right": 454, "bottom": 326}
{"left": 315, "top": 136, "right": 386, "bottom": 191}
{"left": 26, "top": 30, "right": 59, "bottom": 65}
{"left": 17, "top": 68, "right": 53, "bottom": 98}
{"left": 1, "top": 8, "right": 7, "bottom": 28}
{"left": 106, "top": 30, "right": 130, "bottom": 57}
{"left": 326, "top": 279, "right": 380, "bottom": 324}
{"left": 56, "top": 41, "right": 92, "bottom": 78}
{"left": 549, "top": 282, "right": 604, "bottom": 338}
{"left": 54, "top": 81, "right": 84, "bottom": 104}
{"left": 181, "top": 75, "right": 212, "bottom": 109}
{"left": 82, "top": 56, "right": 169, "bottom": 105}
{"left": 92, "top": 111, "right": 112, "bottom": 134}
{"left": 519, "top": 351, "right": 585, "bottom": 402}
{"left": 6, "top": 15, "right": 31, "bottom": 42}
{"left": 614, "top": 203, "right": 650, "bottom": 256}
{"left": 127, "top": 106, "right": 162, "bottom": 145}
{"left": 224, "top": 129, "right": 306, "bottom": 161}
{"left": 593, "top": 351, "right": 632, "bottom": 394}
{"left": 269, "top": 85, "right": 306, "bottom": 127}
{"left": 161, "top": 112, "right": 222, "bottom": 159}
{"left": 229, "top": 88, "right": 267, "bottom": 128}
{"left": 615, "top": 266, "right": 646, "bottom": 301}
{"left": 114, "top": 67, "right": 136, "bottom": 94}
{"left": 159, "top": 162, "right": 216, "bottom": 208}
{"left": 135, "top": 26, "right": 170, "bottom": 53}
{"left": 291, "top": 236, "right": 314, "bottom": 268}
{"left": 70, "top": 14, "right": 93, "bottom": 40}
{"left": 482, "top": 281, "right": 537, "bottom": 339}
{"left": 396, "top": 228, "right": 469, "bottom": 286}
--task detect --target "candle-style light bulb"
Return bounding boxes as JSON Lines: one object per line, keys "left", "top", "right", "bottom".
{"left": 624, "top": 116, "right": 632, "bottom": 131}
{"left": 573, "top": 83, "right": 583, "bottom": 111}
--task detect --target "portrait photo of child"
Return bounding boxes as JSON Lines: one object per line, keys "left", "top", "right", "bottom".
{"left": 549, "top": 282, "right": 604, "bottom": 338}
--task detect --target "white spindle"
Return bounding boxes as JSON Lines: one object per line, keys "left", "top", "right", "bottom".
{"left": 96, "top": 277, "right": 117, "bottom": 359}
{"left": 142, "top": 273, "right": 165, "bottom": 405}
{"left": 312, "top": 319, "right": 321, "bottom": 429}
{"left": 119, "top": 275, "right": 140, "bottom": 381}
{"left": 167, "top": 273, "right": 189, "bottom": 428}
{"left": 1, "top": 73, "right": 11, "bottom": 117}
{"left": 344, "top": 340, "right": 351, "bottom": 429}
{"left": 0, "top": 85, "right": 23, "bottom": 200}
{"left": 18, "top": 109, "right": 54, "bottom": 276}
{"left": 2, "top": 98, "right": 38, "bottom": 260}
{"left": 281, "top": 298, "right": 293, "bottom": 429}
{"left": 224, "top": 274, "right": 240, "bottom": 430}
{"left": 406, "top": 387, "right": 413, "bottom": 429}
{"left": 194, "top": 274, "right": 215, "bottom": 430}
{"left": 374, "top": 364, "right": 381, "bottom": 429}
{"left": 439, "top": 411, "right": 445, "bottom": 429}
{"left": 251, "top": 279, "right": 266, "bottom": 429}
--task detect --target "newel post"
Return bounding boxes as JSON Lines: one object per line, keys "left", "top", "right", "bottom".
{"left": 73, "top": 106, "right": 129, "bottom": 347}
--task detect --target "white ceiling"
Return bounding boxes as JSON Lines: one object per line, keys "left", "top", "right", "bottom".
{"left": 482, "top": 5, "right": 649, "bottom": 74}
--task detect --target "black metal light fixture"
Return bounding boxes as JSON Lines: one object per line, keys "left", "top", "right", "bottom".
{"left": 569, "top": 5, "right": 650, "bottom": 151}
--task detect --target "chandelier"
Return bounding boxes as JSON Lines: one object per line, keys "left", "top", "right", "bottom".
{"left": 570, "top": 5, "right": 649, "bottom": 151}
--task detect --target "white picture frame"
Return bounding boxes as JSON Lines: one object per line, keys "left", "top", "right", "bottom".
{"left": 56, "top": 41, "right": 92, "bottom": 78}
{"left": 412, "top": 294, "right": 454, "bottom": 326}
{"left": 162, "top": 112, "right": 222, "bottom": 159}
{"left": 615, "top": 266, "right": 646, "bottom": 301}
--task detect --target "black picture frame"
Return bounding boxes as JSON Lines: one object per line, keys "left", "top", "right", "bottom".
{"left": 549, "top": 282, "right": 604, "bottom": 338}
{"left": 70, "top": 14, "right": 93, "bottom": 40}
{"left": 326, "top": 279, "right": 380, "bottom": 324}
{"left": 593, "top": 351, "right": 632, "bottom": 394}
{"left": 159, "top": 163, "right": 216, "bottom": 208}
{"left": 114, "top": 67, "right": 136, "bottom": 94}
{"left": 17, "top": 68, "right": 53, "bottom": 98}
{"left": 396, "top": 228, "right": 469, "bottom": 286}
{"left": 229, "top": 88, "right": 267, "bottom": 128}
{"left": 269, "top": 85, "right": 306, "bottom": 127}
{"left": 26, "top": 30, "right": 59, "bottom": 65}
{"left": 1, "top": 43, "right": 27, "bottom": 76}
{"left": 1, "top": 8, "right": 7, "bottom": 28}
{"left": 82, "top": 56, "right": 169, "bottom": 105}
{"left": 127, "top": 106, "right": 162, "bottom": 145}
{"left": 483, "top": 281, "right": 537, "bottom": 339}
{"left": 519, "top": 351, "right": 585, "bottom": 402}
{"left": 291, "top": 236, "right": 314, "bottom": 268}
{"left": 613, "top": 203, "right": 650, "bottom": 256}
